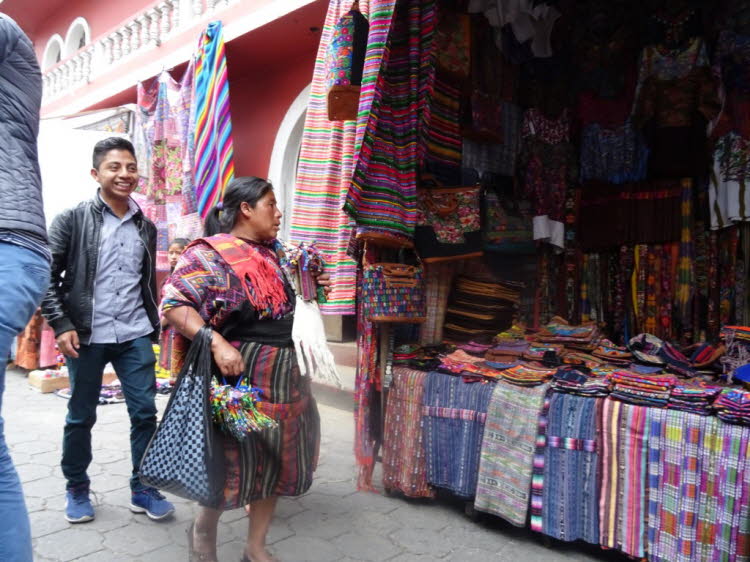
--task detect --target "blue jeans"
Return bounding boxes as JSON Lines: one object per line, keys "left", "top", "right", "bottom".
{"left": 62, "top": 336, "right": 157, "bottom": 493}
{"left": 0, "top": 242, "right": 50, "bottom": 562}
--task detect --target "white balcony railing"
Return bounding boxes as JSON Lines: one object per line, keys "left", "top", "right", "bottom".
{"left": 42, "top": 0, "right": 237, "bottom": 104}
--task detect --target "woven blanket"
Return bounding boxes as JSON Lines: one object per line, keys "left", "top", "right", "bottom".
{"left": 599, "top": 399, "right": 650, "bottom": 558}
{"left": 344, "top": 0, "right": 437, "bottom": 240}
{"left": 536, "top": 393, "right": 602, "bottom": 544}
{"left": 382, "top": 367, "right": 434, "bottom": 498}
{"left": 422, "top": 372, "right": 494, "bottom": 497}
{"left": 474, "top": 380, "right": 550, "bottom": 526}
{"left": 648, "top": 409, "right": 750, "bottom": 562}
{"left": 290, "top": 0, "right": 398, "bottom": 314}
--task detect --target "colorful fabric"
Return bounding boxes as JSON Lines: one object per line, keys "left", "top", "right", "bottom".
{"left": 474, "top": 381, "right": 550, "bottom": 526}
{"left": 422, "top": 371, "right": 493, "bottom": 497}
{"left": 193, "top": 21, "right": 235, "bottom": 220}
{"left": 219, "top": 342, "right": 319, "bottom": 508}
{"left": 599, "top": 399, "right": 650, "bottom": 558}
{"left": 647, "top": 409, "right": 750, "bottom": 562}
{"left": 382, "top": 367, "right": 434, "bottom": 498}
{"left": 537, "top": 393, "right": 602, "bottom": 544}
{"left": 344, "top": 0, "right": 436, "bottom": 240}
{"left": 291, "top": 0, "right": 397, "bottom": 314}
{"left": 160, "top": 237, "right": 318, "bottom": 510}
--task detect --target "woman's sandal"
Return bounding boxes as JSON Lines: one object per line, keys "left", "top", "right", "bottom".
{"left": 188, "top": 522, "right": 219, "bottom": 562}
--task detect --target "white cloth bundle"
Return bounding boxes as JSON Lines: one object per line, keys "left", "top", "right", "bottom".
{"left": 292, "top": 296, "right": 342, "bottom": 388}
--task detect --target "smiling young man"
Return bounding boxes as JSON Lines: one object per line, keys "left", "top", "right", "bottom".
{"left": 41, "top": 137, "right": 175, "bottom": 524}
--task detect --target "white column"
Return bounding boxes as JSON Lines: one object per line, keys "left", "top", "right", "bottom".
{"left": 129, "top": 20, "right": 141, "bottom": 53}
{"left": 206, "top": 0, "right": 217, "bottom": 12}
{"left": 80, "top": 48, "right": 92, "bottom": 83}
{"left": 120, "top": 26, "right": 132, "bottom": 57}
{"left": 112, "top": 31, "right": 123, "bottom": 61}
{"left": 192, "top": 0, "right": 204, "bottom": 18}
{"left": 148, "top": 8, "right": 161, "bottom": 46}
{"left": 159, "top": 3, "right": 171, "bottom": 37}
{"left": 137, "top": 15, "right": 150, "bottom": 49}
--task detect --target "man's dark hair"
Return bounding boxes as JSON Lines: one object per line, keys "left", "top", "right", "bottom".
{"left": 92, "top": 137, "right": 136, "bottom": 169}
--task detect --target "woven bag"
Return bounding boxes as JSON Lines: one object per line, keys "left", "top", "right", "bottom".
{"left": 361, "top": 243, "right": 426, "bottom": 323}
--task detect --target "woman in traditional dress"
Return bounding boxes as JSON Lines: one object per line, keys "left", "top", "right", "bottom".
{"left": 161, "top": 177, "right": 328, "bottom": 562}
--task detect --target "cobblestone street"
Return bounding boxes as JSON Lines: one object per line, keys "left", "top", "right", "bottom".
{"left": 4, "top": 368, "right": 619, "bottom": 561}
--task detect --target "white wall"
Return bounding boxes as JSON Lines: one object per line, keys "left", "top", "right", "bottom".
{"left": 38, "top": 119, "right": 129, "bottom": 225}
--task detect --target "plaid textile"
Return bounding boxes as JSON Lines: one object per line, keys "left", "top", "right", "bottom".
{"left": 422, "top": 372, "right": 494, "bottom": 497}
{"left": 419, "top": 261, "right": 456, "bottom": 345}
{"left": 648, "top": 410, "right": 750, "bottom": 562}
{"left": 474, "top": 381, "right": 550, "bottom": 526}
{"left": 382, "top": 367, "right": 434, "bottom": 498}
{"left": 599, "top": 399, "right": 650, "bottom": 558}
{"left": 537, "top": 393, "right": 602, "bottom": 544}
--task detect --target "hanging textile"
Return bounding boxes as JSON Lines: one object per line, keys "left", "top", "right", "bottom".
{"left": 354, "top": 270, "right": 380, "bottom": 490}
{"left": 382, "top": 366, "right": 434, "bottom": 498}
{"left": 473, "top": 381, "right": 550, "bottom": 526}
{"left": 647, "top": 409, "right": 750, "bottom": 562}
{"left": 344, "top": 0, "right": 437, "bottom": 243}
{"left": 537, "top": 393, "right": 603, "bottom": 544}
{"left": 422, "top": 372, "right": 493, "bottom": 498}
{"left": 599, "top": 398, "right": 650, "bottom": 559}
{"left": 134, "top": 66, "right": 199, "bottom": 271}
{"left": 193, "top": 20, "right": 235, "bottom": 219}
{"left": 290, "top": 0, "right": 398, "bottom": 314}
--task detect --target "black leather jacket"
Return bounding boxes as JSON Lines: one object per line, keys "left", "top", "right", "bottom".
{"left": 41, "top": 194, "right": 160, "bottom": 344}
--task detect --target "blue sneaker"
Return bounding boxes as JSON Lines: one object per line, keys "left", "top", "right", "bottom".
{"left": 65, "top": 484, "right": 95, "bottom": 523}
{"left": 130, "top": 488, "right": 175, "bottom": 520}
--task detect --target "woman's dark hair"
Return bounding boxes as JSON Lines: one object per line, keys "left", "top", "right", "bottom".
{"left": 169, "top": 238, "right": 191, "bottom": 248}
{"left": 204, "top": 176, "right": 274, "bottom": 237}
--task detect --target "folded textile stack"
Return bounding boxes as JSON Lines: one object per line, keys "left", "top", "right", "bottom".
{"left": 714, "top": 388, "right": 750, "bottom": 425}
{"left": 536, "top": 317, "right": 600, "bottom": 350}
{"left": 609, "top": 371, "right": 677, "bottom": 408}
{"left": 721, "top": 325, "right": 750, "bottom": 382}
{"left": 485, "top": 340, "right": 530, "bottom": 363}
{"left": 560, "top": 351, "right": 606, "bottom": 369}
{"left": 394, "top": 344, "right": 446, "bottom": 371}
{"left": 522, "top": 344, "right": 564, "bottom": 363}
{"left": 628, "top": 333, "right": 696, "bottom": 377}
{"left": 551, "top": 367, "right": 610, "bottom": 397}
{"left": 440, "top": 349, "right": 502, "bottom": 380}
{"left": 592, "top": 340, "right": 632, "bottom": 364}
{"left": 458, "top": 341, "right": 493, "bottom": 356}
{"left": 669, "top": 381, "right": 723, "bottom": 415}
{"left": 443, "top": 277, "right": 521, "bottom": 343}
{"left": 499, "top": 364, "right": 555, "bottom": 386}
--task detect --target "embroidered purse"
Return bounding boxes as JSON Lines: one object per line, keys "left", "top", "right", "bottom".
{"left": 414, "top": 174, "right": 483, "bottom": 263}
{"left": 361, "top": 243, "right": 426, "bottom": 323}
{"left": 325, "top": 1, "right": 369, "bottom": 121}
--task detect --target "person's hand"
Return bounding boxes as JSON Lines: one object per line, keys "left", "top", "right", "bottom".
{"left": 314, "top": 271, "right": 332, "bottom": 296}
{"left": 211, "top": 334, "right": 244, "bottom": 377}
{"left": 57, "top": 330, "right": 80, "bottom": 359}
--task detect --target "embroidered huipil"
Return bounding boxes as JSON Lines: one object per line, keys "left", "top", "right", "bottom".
{"left": 519, "top": 108, "right": 576, "bottom": 250}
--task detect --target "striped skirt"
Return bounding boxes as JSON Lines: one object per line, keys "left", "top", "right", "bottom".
{"left": 216, "top": 342, "right": 320, "bottom": 510}
{"left": 422, "top": 372, "right": 493, "bottom": 498}
{"left": 382, "top": 367, "right": 434, "bottom": 498}
{"left": 474, "top": 381, "right": 550, "bottom": 526}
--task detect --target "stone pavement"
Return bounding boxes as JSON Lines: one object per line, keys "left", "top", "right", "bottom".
{"left": 3, "top": 368, "right": 624, "bottom": 561}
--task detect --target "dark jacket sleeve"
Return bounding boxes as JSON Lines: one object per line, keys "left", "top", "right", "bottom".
{"left": 0, "top": 16, "right": 19, "bottom": 64}
{"left": 40, "top": 209, "right": 76, "bottom": 336}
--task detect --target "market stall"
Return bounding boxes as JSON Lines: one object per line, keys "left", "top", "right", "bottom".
{"left": 294, "top": 0, "right": 750, "bottom": 559}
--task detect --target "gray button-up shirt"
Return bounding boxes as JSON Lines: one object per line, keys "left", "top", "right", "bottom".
{"left": 89, "top": 196, "right": 153, "bottom": 344}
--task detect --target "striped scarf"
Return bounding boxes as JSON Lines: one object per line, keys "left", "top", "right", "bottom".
{"left": 193, "top": 21, "right": 235, "bottom": 219}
